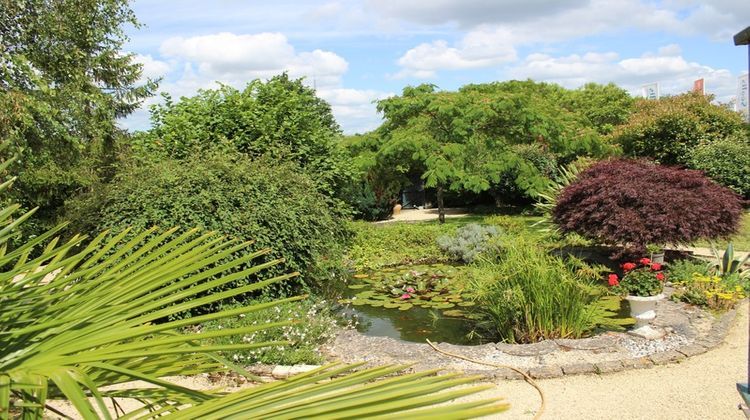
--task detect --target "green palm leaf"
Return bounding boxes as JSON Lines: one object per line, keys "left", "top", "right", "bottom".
{"left": 0, "top": 162, "right": 506, "bottom": 418}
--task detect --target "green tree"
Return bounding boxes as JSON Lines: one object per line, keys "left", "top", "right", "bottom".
{"left": 374, "top": 82, "right": 611, "bottom": 222}
{"left": 135, "top": 74, "right": 352, "bottom": 200}
{"left": 0, "top": 0, "right": 157, "bottom": 229}
{"left": 563, "top": 83, "right": 634, "bottom": 134}
{"left": 611, "top": 92, "right": 745, "bottom": 165}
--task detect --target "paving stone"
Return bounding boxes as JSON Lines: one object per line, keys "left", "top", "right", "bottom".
{"left": 490, "top": 367, "right": 527, "bottom": 380}
{"left": 561, "top": 363, "right": 597, "bottom": 375}
{"left": 676, "top": 344, "right": 708, "bottom": 357}
{"left": 693, "top": 338, "right": 721, "bottom": 349}
{"left": 594, "top": 360, "right": 625, "bottom": 374}
{"left": 495, "top": 340, "right": 559, "bottom": 356}
{"left": 554, "top": 336, "right": 619, "bottom": 353}
{"left": 648, "top": 350, "right": 686, "bottom": 365}
{"left": 528, "top": 365, "right": 563, "bottom": 379}
{"left": 620, "top": 357, "right": 654, "bottom": 370}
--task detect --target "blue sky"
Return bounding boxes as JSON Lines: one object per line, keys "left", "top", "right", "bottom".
{"left": 122, "top": 0, "right": 750, "bottom": 134}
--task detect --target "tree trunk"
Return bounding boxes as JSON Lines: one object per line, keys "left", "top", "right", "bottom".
{"left": 437, "top": 185, "right": 445, "bottom": 224}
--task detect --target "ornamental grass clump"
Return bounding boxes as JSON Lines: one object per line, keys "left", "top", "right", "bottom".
{"left": 552, "top": 159, "right": 743, "bottom": 257}
{"left": 608, "top": 258, "right": 666, "bottom": 297}
{"left": 469, "top": 238, "right": 594, "bottom": 343}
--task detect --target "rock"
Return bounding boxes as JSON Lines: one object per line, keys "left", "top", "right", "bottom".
{"left": 676, "top": 344, "right": 708, "bottom": 357}
{"left": 528, "top": 365, "right": 563, "bottom": 379}
{"left": 561, "top": 363, "right": 597, "bottom": 376}
{"left": 594, "top": 360, "right": 625, "bottom": 374}
{"left": 271, "top": 364, "right": 321, "bottom": 379}
{"left": 648, "top": 350, "right": 686, "bottom": 365}
{"left": 620, "top": 357, "right": 653, "bottom": 370}
{"left": 495, "top": 340, "right": 559, "bottom": 356}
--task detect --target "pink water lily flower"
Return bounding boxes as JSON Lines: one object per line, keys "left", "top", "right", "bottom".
{"left": 405, "top": 287, "right": 416, "bottom": 293}
{"left": 400, "top": 293, "right": 411, "bottom": 299}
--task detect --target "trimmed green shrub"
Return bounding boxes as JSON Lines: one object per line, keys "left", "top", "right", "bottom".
{"left": 65, "top": 153, "right": 351, "bottom": 310}
{"left": 468, "top": 237, "right": 594, "bottom": 343}
{"left": 437, "top": 223, "right": 500, "bottom": 263}
{"left": 688, "top": 135, "right": 750, "bottom": 198}
{"left": 611, "top": 92, "right": 745, "bottom": 165}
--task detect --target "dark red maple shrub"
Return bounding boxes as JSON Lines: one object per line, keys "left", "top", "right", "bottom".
{"left": 552, "top": 159, "right": 743, "bottom": 255}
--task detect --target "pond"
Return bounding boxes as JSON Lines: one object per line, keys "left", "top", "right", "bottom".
{"left": 336, "top": 264, "right": 634, "bottom": 346}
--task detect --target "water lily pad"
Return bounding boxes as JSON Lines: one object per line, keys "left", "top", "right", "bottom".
{"left": 398, "top": 303, "right": 413, "bottom": 311}
{"left": 457, "top": 301, "right": 476, "bottom": 307}
{"left": 383, "top": 302, "right": 400, "bottom": 309}
{"left": 351, "top": 299, "right": 368, "bottom": 306}
{"left": 369, "top": 301, "right": 384, "bottom": 307}
{"left": 348, "top": 284, "right": 367, "bottom": 290}
{"left": 432, "top": 296, "right": 446, "bottom": 302}
{"left": 356, "top": 291, "right": 375, "bottom": 299}
{"left": 442, "top": 309, "right": 466, "bottom": 318}
{"left": 434, "top": 302, "right": 455, "bottom": 309}
{"left": 353, "top": 273, "right": 369, "bottom": 279}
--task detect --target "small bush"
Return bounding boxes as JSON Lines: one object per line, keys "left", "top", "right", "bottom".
{"left": 670, "top": 273, "right": 746, "bottom": 311}
{"left": 437, "top": 223, "right": 500, "bottom": 263}
{"left": 468, "top": 238, "right": 594, "bottom": 343}
{"left": 65, "top": 153, "right": 351, "bottom": 312}
{"left": 553, "top": 159, "right": 743, "bottom": 256}
{"left": 667, "top": 259, "right": 710, "bottom": 283}
{"left": 611, "top": 92, "right": 745, "bottom": 165}
{"left": 200, "top": 299, "right": 341, "bottom": 365}
{"left": 688, "top": 135, "right": 750, "bottom": 198}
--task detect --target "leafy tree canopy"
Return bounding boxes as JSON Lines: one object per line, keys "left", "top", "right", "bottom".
{"left": 610, "top": 92, "right": 745, "bottom": 165}
{"left": 134, "top": 74, "right": 352, "bottom": 199}
{"left": 0, "top": 0, "right": 157, "bottom": 226}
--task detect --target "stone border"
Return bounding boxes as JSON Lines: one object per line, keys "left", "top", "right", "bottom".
{"left": 490, "top": 306, "right": 737, "bottom": 380}
{"left": 321, "top": 299, "right": 740, "bottom": 381}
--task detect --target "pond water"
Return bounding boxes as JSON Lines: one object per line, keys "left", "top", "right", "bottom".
{"left": 336, "top": 264, "right": 634, "bottom": 346}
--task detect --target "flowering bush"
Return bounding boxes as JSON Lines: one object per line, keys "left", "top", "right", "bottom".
{"left": 671, "top": 273, "right": 746, "bottom": 311}
{"left": 608, "top": 258, "right": 665, "bottom": 297}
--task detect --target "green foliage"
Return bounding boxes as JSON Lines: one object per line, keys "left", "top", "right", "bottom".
{"left": 611, "top": 264, "right": 665, "bottom": 297}
{"left": 346, "top": 221, "right": 455, "bottom": 270}
{"left": 489, "top": 143, "right": 559, "bottom": 204}
{"left": 0, "top": 199, "right": 507, "bottom": 419}
{"left": 437, "top": 223, "right": 500, "bottom": 263}
{"left": 134, "top": 74, "right": 352, "bottom": 200}
{"left": 666, "top": 258, "right": 710, "bottom": 283}
{"left": 611, "top": 92, "right": 745, "bottom": 165}
{"left": 688, "top": 135, "right": 750, "bottom": 198}
{"left": 709, "top": 242, "right": 750, "bottom": 280}
{"left": 65, "top": 153, "right": 350, "bottom": 308}
{"left": 670, "top": 273, "right": 746, "bottom": 311}
{"left": 468, "top": 237, "right": 595, "bottom": 343}
{"left": 0, "top": 0, "right": 157, "bottom": 232}
{"left": 201, "top": 299, "right": 341, "bottom": 365}
{"left": 563, "top": 83, "right": 635, "bottom": 134}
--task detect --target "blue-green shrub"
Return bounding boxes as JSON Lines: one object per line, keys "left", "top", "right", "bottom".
{"left": 437, "top": 223, "right": 500, "bottom": 263}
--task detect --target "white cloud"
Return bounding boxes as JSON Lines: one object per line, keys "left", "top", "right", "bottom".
{"left": 507, "top": 45, "right": 738, "bottom": 102}
{"left": 317, "top": 88, "right": 393, "bottom": 133}
{"left": 369, "top": 0, "right": 588, "bottom": 27}
{"left": 123, "top": 31, "right": 384, "bottom": 134}
{"left": 395, "top": 28, "right": 517, "bottom": 79}
{"left": 133, "top": 54, "right": 172, "bottom": 81}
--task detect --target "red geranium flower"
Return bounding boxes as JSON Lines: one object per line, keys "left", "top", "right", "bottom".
{"left": 622, "top": 262, "right": 637, "bottom": 271}
{"left": 639, "top": 258, "right": 651, "bottom": 265}
{"left": 650, "top": 263, "right": 662, "bottom": 271}
{"left": 608, "top": 274, "right": 620, "bottom": 286}
{"left": 656, "top": 272, "right": 665, "bottom": 281}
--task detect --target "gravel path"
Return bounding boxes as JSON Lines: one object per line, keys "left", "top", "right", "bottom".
{"left": 470, "top": 301, "right": 749, "bottom": 419}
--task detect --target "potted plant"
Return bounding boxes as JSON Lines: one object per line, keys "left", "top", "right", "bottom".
{"left": 646, "top": 243, "right": 665, "bottom": 264}
{"left": 608, "top": 258, "right": 667, "bottom": 339}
